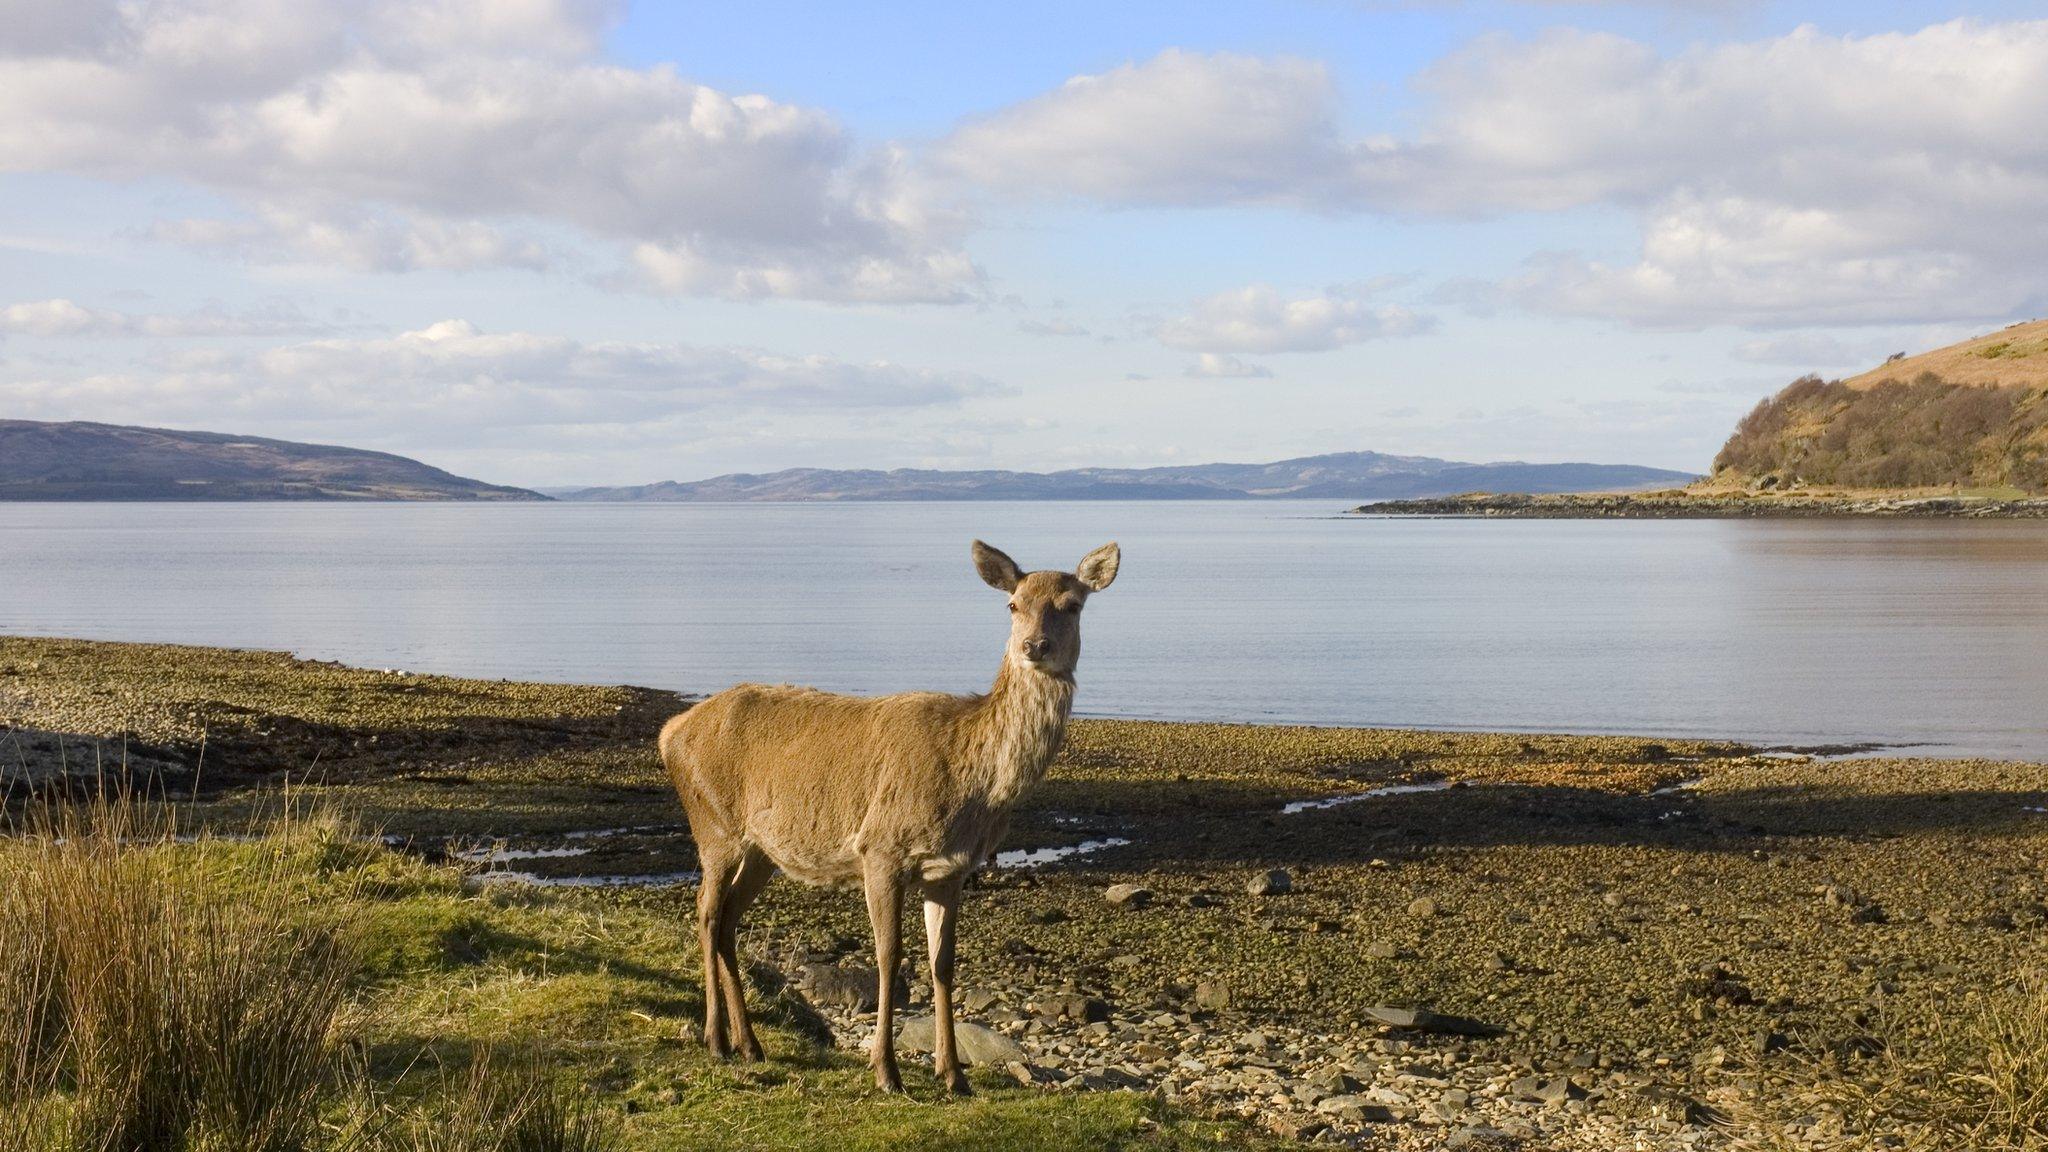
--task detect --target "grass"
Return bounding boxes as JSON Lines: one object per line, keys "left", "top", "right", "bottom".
{"left": 1739, "top": 973, "right": 2048, "bottom": 1151}
{"left": 0, "top": 791, "right": 1268, "bottom": 1152}
{"left": 0, "top": 794, "right": 359, "bottom": 1152}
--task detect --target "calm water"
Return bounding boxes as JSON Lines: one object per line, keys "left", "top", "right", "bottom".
{"left": 4, "top": 501, "right": 2047, "bottom": 760}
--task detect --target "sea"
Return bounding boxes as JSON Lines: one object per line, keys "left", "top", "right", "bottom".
{"left": 4, "top": 500, "right": 2047, "bottom": 760}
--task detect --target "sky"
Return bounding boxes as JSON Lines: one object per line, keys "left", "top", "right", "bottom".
{"left": 2, "top": 0, "right": 2045, "bottom": 487}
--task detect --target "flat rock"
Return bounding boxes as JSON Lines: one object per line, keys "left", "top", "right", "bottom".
{"left": 1362, "top": 1005, "right": 1501, "bottom": 1036}
{"left": 896, "top": 1017, "right": 1029, "bottom": 1066}
{"left": 1247, "top": 868, "right": 1292, "bottom": 896}
{"left": 1104, "top": 883, "right": 1153, "bottom": 908}
{"left": 794, "top": 962, "right": 905, "bottom": 1012}
{"left": 1040, "top": 992, "right": 1111, "bottom": 1023}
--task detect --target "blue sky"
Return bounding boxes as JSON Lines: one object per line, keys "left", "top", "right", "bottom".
{"left": 2, "top": 1, "right": 2044, "bottom": 485}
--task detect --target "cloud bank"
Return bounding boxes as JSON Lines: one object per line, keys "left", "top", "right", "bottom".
{"left": 1, "top": 320, "right": 1000, "bottom": 436}
{"left": 942, "top": 23, "right": 2048, "bottom": 327}
{"left": 0, "top": 0, "right": 979, "bottom": 302}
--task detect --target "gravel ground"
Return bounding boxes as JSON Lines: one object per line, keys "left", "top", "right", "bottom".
{"left": 8, "top": 635, "right": 2048, "bottom": 1149}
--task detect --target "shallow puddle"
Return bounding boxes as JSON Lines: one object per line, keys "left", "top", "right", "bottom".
{"left": 1279, "top": 780, "right": 1451, "bottom": 815}
{"left": 992, "top": 837, "right": 1132, "bottom": 868}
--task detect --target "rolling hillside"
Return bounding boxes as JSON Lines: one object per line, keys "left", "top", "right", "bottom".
{"left": 1711, "top": 319, "right": 2048, "bottom": 493}
{"left": 0, "top": 421, "right": 544, "bottom": 501}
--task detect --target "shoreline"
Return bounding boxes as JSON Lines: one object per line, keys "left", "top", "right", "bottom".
{"left": 7, "top": 635, "right": 2048, "bottom": 1149}
{"left": 1358, "top": 490, "right": 2048, "bottom": 518}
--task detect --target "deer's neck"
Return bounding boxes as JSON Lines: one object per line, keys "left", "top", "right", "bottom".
{"left": 968, "top": 661, "right": 1075, "bottom": 810}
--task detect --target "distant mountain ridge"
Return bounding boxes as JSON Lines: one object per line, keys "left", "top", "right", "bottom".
{"left": 559, "top": 452, "right": 1696, "bottom": 502}
{"left": 0, "top": 420, "right": 543, "bottom": 501}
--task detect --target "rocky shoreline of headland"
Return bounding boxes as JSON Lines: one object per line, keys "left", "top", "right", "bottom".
{"left": 8, "top": 636, "right": 2048, "bottom": 1150}
{"left": 1357, "top": 489, "right": 2048, "bottom": 518}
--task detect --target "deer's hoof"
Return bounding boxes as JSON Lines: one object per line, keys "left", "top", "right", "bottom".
{"left": 738, "top": 1039, "right": 765, "bottom": 1062}
{"left": 874, "top": 1065, "right": 903, "bottom": 1094}
{"left": 941, "top": 1068, "right": 972, "bottom": 1096}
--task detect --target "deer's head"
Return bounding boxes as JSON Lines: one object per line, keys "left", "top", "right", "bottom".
{"left": 972, "top": 540, "right": 1119, "bottom": 677}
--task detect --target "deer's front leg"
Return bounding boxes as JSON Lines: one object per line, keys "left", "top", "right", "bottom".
{"left": 862, "top": 859, "right": 905, "bottom": 1093}
{"left": 923, "top": 875, "right": 970, "bottom": 1095}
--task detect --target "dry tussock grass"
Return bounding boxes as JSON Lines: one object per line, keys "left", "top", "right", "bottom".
{"left": 1740, "top": 973, "right": 2048, "bottom": 1151}
{"left": 0, "top": 792, "right": 615, "bottom": 1152}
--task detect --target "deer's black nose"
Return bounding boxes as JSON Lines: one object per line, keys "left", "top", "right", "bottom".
{"left": 1023, "top": 638, "right": 1052, "bottom": 659}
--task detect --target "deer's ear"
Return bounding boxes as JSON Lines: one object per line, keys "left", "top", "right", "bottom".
{"left": 1075, "top": 542, "right": 1119, "bottom": 591}
{"left": 972, "top": 540, "right": 1023, "bottom": 592}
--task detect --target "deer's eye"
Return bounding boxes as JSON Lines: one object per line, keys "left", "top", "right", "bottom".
{"left": 1007, "top": 602, "right": 1019, "bottom": 613}
{"left": 1058, "top": 600, "right": 1080, "bottom": 613}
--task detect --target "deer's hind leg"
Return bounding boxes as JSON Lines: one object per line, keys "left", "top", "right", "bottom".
{"left": 715, "top": 848, "right": 773, "bottom": 1062}
{"left": 922, "top": 874, "right": 970, "bottom": 1095}
{"left": 862, "top": 856, "right": 905, "bottom": 1093}
{"left": 694, "top": 837, "right": 744, "bottom": 1059}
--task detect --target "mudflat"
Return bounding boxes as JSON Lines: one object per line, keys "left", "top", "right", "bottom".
{"left": 6, "top": 634, "right": 2046, "bottom": 1150}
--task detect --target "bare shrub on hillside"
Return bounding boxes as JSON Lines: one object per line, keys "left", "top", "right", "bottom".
{"left": 1712, "top": 374, "right": 2047, "bottom": 492}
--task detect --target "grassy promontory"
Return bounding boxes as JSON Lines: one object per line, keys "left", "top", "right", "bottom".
{"left": 7, "top": 636, "right": 2048, "bottom": 1150}
{"left": 1356, "top": 487, "right": 2048, "bottom": 518}
{"left": 1368, "top": 319, "right": 2048, "bottom": 518}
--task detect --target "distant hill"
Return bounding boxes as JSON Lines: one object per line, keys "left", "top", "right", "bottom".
{"left": 0, "top": 421, "right": 544, "bottom": 501}
{"left": 558, "top": 452, "right": 1696, "bottom": 502}
{"left": 1711, "top": 318, "right": 2048, "bottom": 493}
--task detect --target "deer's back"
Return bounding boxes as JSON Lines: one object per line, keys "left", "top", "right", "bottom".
{"left": 661, "top": 683, "right": 978, "bottom": 884}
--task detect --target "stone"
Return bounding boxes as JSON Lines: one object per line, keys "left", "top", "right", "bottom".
{"left": 1409, "top": 897, "right": 1440, "bottom": 918}
{"left": 1365, "top": 940, "right": 1405, "bottom": 960}
{"left": 1308, "top": 1067, "right": 1362, "bottom": 1094}
{"left": 1104, "top": 883, "right": 1153, "bottom": 909}
{"left": 1194, "top": 980, "right": 1232, "bottom": 1011}
{"left": 794, "top": 962, "right": 905, "bottom": 1012}
{"left": 1445, "top": 1126, "right": 1520, "bottom": 1149}
{"left": 1040, "top": 993, "right": 1111, "bottom": 1023}
{"left": 1530, "top": 1076, "right": 1588, "bottom": 1105}
{"left": 1362, "top": 1005, "right": 1501, "bottom": 1036}
{"left": 1184, "top": 893, "right": 1216, "bottom": 908}
{"left": 959, "top": 986, "right": 1003, "bottom": 1013}
{"left": 1316, "top": 1095, "right": 1397, "bottom": 1122}
{"left": 896, "top": 1017, "right": 1029, "bottom": 1066}
{"left": 1247, "top": 868, "right": 1292, "bottom": 896}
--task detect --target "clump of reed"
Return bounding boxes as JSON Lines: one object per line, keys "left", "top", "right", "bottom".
{"left": 0, "top": 793, "right": 615, "bottom": 1152}
{"left": 0, "top": 793, "right": 357, "bottom": 1151}
{"left": 1743, "top": 972, "right": 2048, "bottom": 1151}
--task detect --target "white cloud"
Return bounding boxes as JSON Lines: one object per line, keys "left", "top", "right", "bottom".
{"left": 1729, "top": 333, "right": 1873, "bottom": 370}
{"left": 1183, "top": 353, "right": 1272, "bottom": 379}
{"left": 0, "top": 320, "right": 1002, "bottom": 436}
{"left": 0, "top": 298, "right": 330, "bottom": 338}
{"left": 0, "top": 0, "right": 977, "bottom": 302}
{"left": 150, "top": 208, "right": 558, "bottom": 274}
{"left": 1017, "top": 318, "right": 1090, "bottom": 337}
{"left": 947, "top": 24, "right": 2048, "bottom": 327}
{"left": 1157, "top": 284, "right": 1433, "bottom": 353}
{"left": 939, "top": 50, "right": 1351, "bottom": 208}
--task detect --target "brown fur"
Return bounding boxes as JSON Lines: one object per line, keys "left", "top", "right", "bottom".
{"left": 660, "top": 539, "right": 1119, "bottom": 1092}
